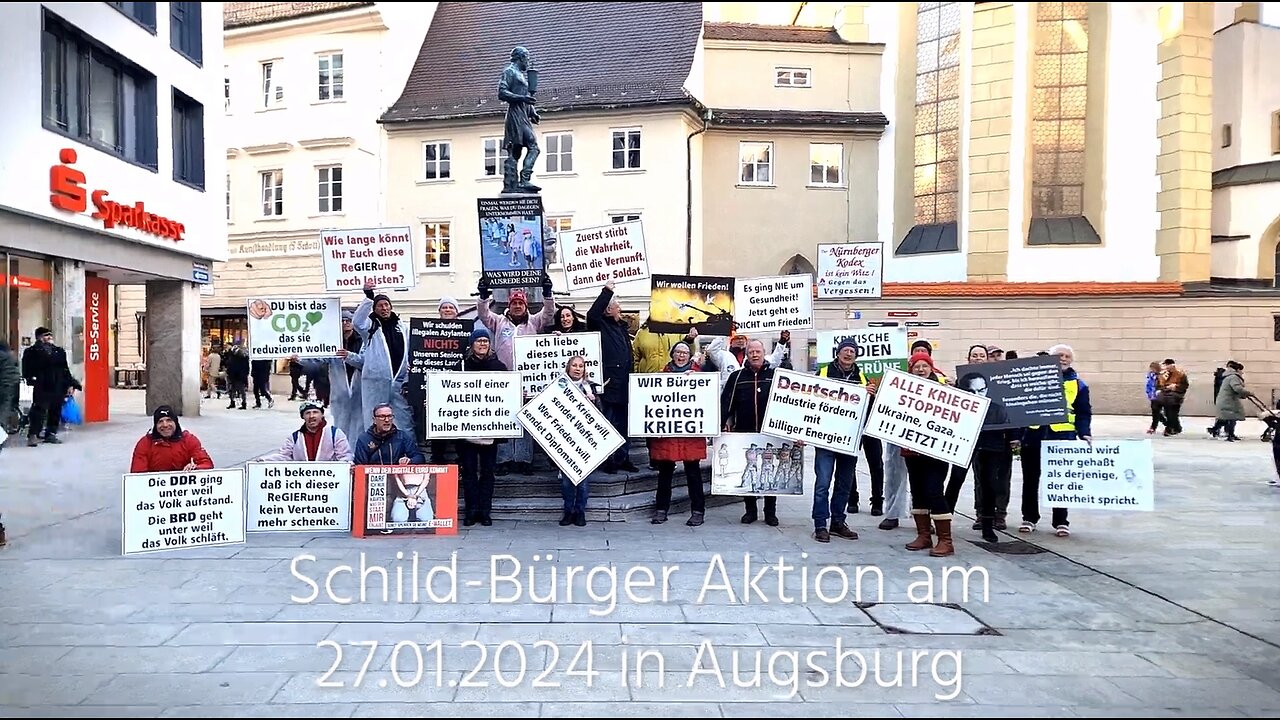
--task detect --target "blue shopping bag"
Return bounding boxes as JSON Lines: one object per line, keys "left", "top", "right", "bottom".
{"left": 61, "top": 395, "right": 83, "bottom": 425}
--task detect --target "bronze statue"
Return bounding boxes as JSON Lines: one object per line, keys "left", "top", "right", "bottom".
{"left": 498, "top": 46, "right": 541, "bottom": 194}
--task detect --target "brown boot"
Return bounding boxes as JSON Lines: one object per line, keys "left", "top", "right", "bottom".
{"left": 905, "top": 512, "right": 933, "bottom": 551}
{"left": 930, "top": 515, "right": 955, "bottom": 557}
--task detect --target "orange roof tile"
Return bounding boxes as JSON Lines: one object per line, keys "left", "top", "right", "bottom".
{"left": 879, "top": 282, "right": 1184, "bottom": 297}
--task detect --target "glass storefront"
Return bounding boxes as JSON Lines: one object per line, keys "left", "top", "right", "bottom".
{"left": 0, "top": 253, "right": 53, "bottom": 351}
{"left": 201, "top": 314, "right": 247, "bottom": 351}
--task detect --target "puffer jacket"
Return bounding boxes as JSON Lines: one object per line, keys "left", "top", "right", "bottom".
{"left": 130, "top": 431, "right": 215, "bottom": 473}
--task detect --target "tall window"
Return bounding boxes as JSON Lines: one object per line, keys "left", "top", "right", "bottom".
{"left": 1031, "top": 2, "right": 1089, "bottom": 218}
{"left": 317, "top": 53, "right": 343, "bottom": 101}
{"left": 169, "top": 2, "right": 202, "bottom": 65}
{"left": 739, "top": 142, "right": 773, "bottom": 185}
{"left": 424, "top": 222, "right": 451, "bottom": 268}
{"left": 109, "top": 2, "right": 157, "bottom": 31}
{"left": 224, "top": 71, "right": 231, "bottom": 113}
{"left": 260, "top": 170, "right": 284, "bottom": 217}
{"left": 546, "top": 133, "right": 573, "bottom": 173}
{"left": 317, "top": 166, "right": 343, "bottom": 214}
{"left": 809, "top": 143, "right": 843, "bottom": 186}
{"left": 423, "top": 141, "right": 451, "bottom": 180}
{"left": 545, "top": 216, "right": 572, "bottom": 265}
{"left": 482, "top": 137, "right": 508, "bottom": 177}
{"left": 912, "top": 1, "right": 961, "bottom": 227}
{"left": 261, "top": 61, "right": 283, "bottom": 108}
{"left": 41, "top": 10, "right": 158, "bottom": 169}
{"left": 171, "top": 89, "right": 205, "bottom": 189}
{"left": 611, "top": 129, "right": 641, "bottom": 170}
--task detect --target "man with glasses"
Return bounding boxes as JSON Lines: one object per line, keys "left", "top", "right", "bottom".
{"left": 353, "top": 402, "right": 424, "bottom": 466}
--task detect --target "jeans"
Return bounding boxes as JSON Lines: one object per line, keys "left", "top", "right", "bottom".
{"left": 1020, "top": 441, "right": 1068, "bottom": 527}
{"left": 601, "top": 400, "right": 630, "bottom": 465}
{"left": 904, "top": 454, "right": 950, "bottom": 516}
{"left": 655, "top": 460, "right": 705, "bottom": 513}
{"left": 813, "top": 448, "right": 856, "bottom": 529}
{"left": 560, "top": 472, "right": 589, "bottom": 513}
{"left": 458, "top": 442, "right": 497, "bottom": 520}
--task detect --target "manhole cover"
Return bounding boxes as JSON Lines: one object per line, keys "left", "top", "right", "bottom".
{"left": 858, "top": 602, "right": 1001, "bottom": 635}
{"left": 972, "top": 540, "right": 1047, "bottom": 555}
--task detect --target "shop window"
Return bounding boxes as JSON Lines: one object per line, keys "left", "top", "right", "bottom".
{"left": 4, "top": 255, "right": 54, "bottom": 351}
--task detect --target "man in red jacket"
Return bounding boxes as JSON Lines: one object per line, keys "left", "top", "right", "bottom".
{"left": 130, "top": 406, "right": 215, "bottom": 473}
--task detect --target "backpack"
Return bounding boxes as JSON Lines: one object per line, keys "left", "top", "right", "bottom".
{"left": 291, "top": 426, "right": 339, "bottom": 460}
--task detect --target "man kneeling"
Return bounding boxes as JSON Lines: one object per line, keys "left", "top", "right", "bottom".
{"left": 259, "top": 401, "right": 353, "bottom": 462}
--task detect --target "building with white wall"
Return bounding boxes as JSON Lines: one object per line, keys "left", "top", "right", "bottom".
{"left": 0, "top": 1, "right": 226, "bottom": 418}
{"left": 115, "top": 1, "right": 434, "bottom": 363}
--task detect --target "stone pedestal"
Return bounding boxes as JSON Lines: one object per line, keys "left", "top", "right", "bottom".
{"left": 50, "top": 259, "right": 86, "bottom": 384}
{"left": 144, "top": 280, "right": 203, "bottom": 417}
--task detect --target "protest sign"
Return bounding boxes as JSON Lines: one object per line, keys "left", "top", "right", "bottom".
{"left": 122, "top": 469, "right": 246, "bottom": 555}
{"left": 1040, "top": 441, "right": 1154, "bottom": 512}
{"left": 478, "top": 196, "right": 545, "bottom": 289}
{"left": 711, "top": 433, "right": 804, "bottom": 496}
{"left": 816, "top": 326, "right": 910, "bottom": 389}
{"left": 512, "top": 332, "right": 602, "bottom": 397}
{"left": 648, "top": 275, "right": 736, "bottom": 336}
{"left": 627, "top": 373, "right": 721, "bottom": 437}
{"left": 246, "top": 296, "right": 342, "bottom": 360}
{"left": 816, "top": 242, "right": 884, "bottom": 299}
{"left": 864, "top": 368, "right": 989, "bottom": 467}
{"left": 320, "top": 227, "right": 415, "bottom": 291}
{"left": 954, "top": 355, "right": 1068, "bottom": 430}
{"left": 560, "top": 220, "right": 649, "bottom": 291}
{"left": 351, "top": 464, "right": 459, "bottom": 537}
{"left": 761, "top": 369, "right": 870, "bottom": 454}
{"left": 407, "top": 317, "right": 476, "bottom": 415}
{"left": 424, "top": 371, "right": 523, "bottom": 439}
{"left": 733, "top": 274, "right": 814, "bottom": 333}
{"left": 246, "top": 462, "right": 352, "bottom": 532}
{"left": 518, "top": 376, "right": 624, "bottom": 485}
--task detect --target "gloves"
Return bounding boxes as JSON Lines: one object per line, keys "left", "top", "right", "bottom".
{"left": 541, "top": 272, "right": 554, "bottom": 299}
{"left": 477, "top": 276, "right": 491, "bottom": 300}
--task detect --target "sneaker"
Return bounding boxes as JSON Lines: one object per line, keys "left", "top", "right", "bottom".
{"left": 43, "top": 435, "right": 62, "bottom": 444}
{"left": 1054, "top": 525, "right": 1070, "bottom": 537}
{"left": 814, "top": 527, "right": 831, "bottom": 543}
{"left": 1019, "top": 521, "right": 1036, "bottom": 533}
{"left": 878, "top": 518, "right": 899, "bottom": 530}
{"left": 830, "top": 522, "right": 859, "bottom": 540}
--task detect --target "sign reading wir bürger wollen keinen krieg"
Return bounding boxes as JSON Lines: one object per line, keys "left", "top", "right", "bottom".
{"left": 246, "top": 296, "right": 342, "bottom": 360}
{"left": 864, "top": 368, "right": 989, "bottom": 467}
{"left": 559, "top": 220, "right": 649, "bottom": 291}
{"left": 733, "top": 274, "right": 814, "bottom": 333}
{"left": 424, "top": 371, "right": 524, "bottom": 440}
{"left": 816, "top": 242, "right": 884, "bottom": 299}
{"left": 246, "top": 462, "right": 352, "bottom": 532}
{"left": 761, "top": 369, "right": 871, "bottom": 454}
{"left": 627, "top": 372, "right": 721, "bottom": 438}
{"left": 122, "top": 469, "right": 247, "bottom": 555}
{"left": 518, "top": 376, "right": 624, "bottom": 486}
{"left": 319, "top": 226, "right": 416, "bottom": 292}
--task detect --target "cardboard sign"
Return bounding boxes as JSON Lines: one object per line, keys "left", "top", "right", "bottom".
{"left": 246, "top": 296, "right": 343, "bottom": 359}
{"left": 710, "top": 433, "right": 804, "bottom": 496}
{"left": 320, "top": 227, "right": 416, "bottom": 291}
{"left": 648, "top": 275, "right": 736, "bottom": 336}
{"left": 511, "top": 332, "right": 602, "bottom": 397}
{"left": 560, "top": 220, "right": 649, "bottom": 290}
{"left": 122, "top": 469, "right": 246, "bottom": 555}
{"left": 351, "top": 464, "right": 459, "bottom": 537}
{"left": 1040, "top": 441, "right": 1154, "bottom": 512}
{"left": 424, "top": 371, "right": 524, "bottom": 439}
{"left": 478, "top": 196, "right": 545, "bottom": 289}
{"left": 407, "top": 318, "right": 475, "bottom": 398}
{"left": 815, "top": 327, "right": 910, "bottom": 389}
{"left": 518, "top": 376, "right": 624, "bottom": 485}
{"left": 864, "top": 368, "right": 989, "bottom": 467}
{"left": 762, "top": 369, "right": 871, "bottom": 454}
{"left": 246, "top": 462, "right": 352, "bottom": 532}
{"left": 816, "top": 243, "right": 884, "bottom": 299}
{"left": 733, "top": 274, "right": 814, "bottom": 333}
{"left": 627, "top": 373, "right": 721, "bottom": 437}
{"left": 953, "top": 355, "right": 1068, "bottom": 430}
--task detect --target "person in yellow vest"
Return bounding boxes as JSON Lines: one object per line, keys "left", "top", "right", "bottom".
{"left": 1019, "top": 343, "right": 1093, "bottom": 537}
{"left": 633, "top": 320, "right": 697, "bottom": 374}
{"left": 810, "top": 339, "right": 877, "bottom": 543}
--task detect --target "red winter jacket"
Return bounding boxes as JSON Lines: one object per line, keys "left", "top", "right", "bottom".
{"left": 130, "top": 431, "right": 215, "bottom": 473}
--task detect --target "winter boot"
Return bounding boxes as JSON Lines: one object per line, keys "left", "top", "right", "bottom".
{"left": 905, "top": 511, "right": 933, "bottom": 551}
{"left": 930, "top": 516, "right": 955, "bottom": 557}
{"left": 979, "top": 516, "right": 998, "bottom": 543}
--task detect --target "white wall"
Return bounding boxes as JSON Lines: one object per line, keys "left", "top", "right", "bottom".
{"left": 0, "top": 2, "right": 226, "bottom": 262}
{"left": 1211, "top": 184, "right": 1278, "bottom": 278}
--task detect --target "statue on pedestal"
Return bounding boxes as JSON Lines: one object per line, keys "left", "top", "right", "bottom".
{"left": 498, "top": 46, "right": 541, "bottom": 194}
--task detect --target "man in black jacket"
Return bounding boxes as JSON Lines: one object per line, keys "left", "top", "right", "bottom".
{"left": 21, "top": 327, "right": 81, "bottom": 446}
{"left": 721, "top": 339, "right": 782, "bottom": 526}
{"left": 587, "top": 281, "right": 638, "bottom": 473}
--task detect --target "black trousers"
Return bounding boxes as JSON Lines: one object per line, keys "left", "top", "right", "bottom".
{"left": 972, "top": 449, "right": 1011, "bottom": 518}
{"left": 1149, "top": 400, "right": 1165, "bottom": 432}
{"left": 944, "top": 464, "right": 968, "bottom": 513}
{"left": 656, "top": 460, "right": 705, "bottom": 513}
{"left": 252, "top": 376, "right": 271, "bottom": 404}
{"left": 1163, "top": 401, "right": 1183, "bottom": 433}
{"left": 458, "top": 442, "right": 498, "bottom": 520}
{"left": 27, "top": 387, "right": 62, "bottom": 439}
{"left": 851, "top": 435, "right": 884, "bottom": 505}
{"left": 905, "top": 454, "right": 950, "bottom": 515}
{"left": 430, "top": 439, "right": 454, "bottom": 464}
{"left": 744, "top": 496, "right": 777, "bottom": 517}
{"left": 1020, "top": 441, "right": 1068, "bottom": 527}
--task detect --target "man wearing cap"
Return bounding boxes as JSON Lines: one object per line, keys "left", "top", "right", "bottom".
{"left": 354, "top": 281, "right": 413, "bottom": 437}
{"left": 810, "top": 339, "right": 871, "bottom": 543}
{"left": 130, "top": 406, "right": 215, "bottom": 473}
{"left": 427, "top": 296, "right": 462, "bottom": 463}
{"left": 21, "top": 327, "right": 81, "bottom": 446}
{"left": 477, "top": 273, "right": 556, "bottom": 475}
{"left": 258, "top": 401, "right": 353, "bottom": 462}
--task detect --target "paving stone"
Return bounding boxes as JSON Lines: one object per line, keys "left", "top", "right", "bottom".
{"left": 0, "top": 674, "right": 116, "bottom": 706}
{"left": 269, "top": 671, "right": 464, "bottom": 704}
{"left": 3, "top": 623, "right": 186, "bottom": 648}
{"left": 164, "top": 622, "right": 337, "bottom": 646}
{"left": 994, "top": 650, "right": 1170, "bottom": 677}
{"left": 721, "top": 703, "right": 898, "bottom": 717}
{"left": 352, "top": 702, "right": 541, "bottom": 717}
{"left": 1104, "top": 677, "right": 1280, "bottom": 709}
{"left": 0, "top": 706, "right": 166, "bottom": 718}
{"left": 56, "top": 646, "right": 234, "bottom": 675}
{"left": 90, "top": 672, "right": 292, "bottom": 706}
{"left": 160, "top": 705, "right": 357, "bottom": 718}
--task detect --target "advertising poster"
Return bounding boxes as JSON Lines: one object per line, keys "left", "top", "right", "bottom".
{"left": 518, "top": 377, "right": 624, "bottom": 485}
{"left": 559, "top": 220, "right": 649, "bottom": 291}
{"left": 1040, "top": 440, "right": 1154, "bottom": 512}
{"left": 122, "top": 469, "right": 246, "bottom": 555}
{"left": 351, "top": 464, "right": 459, "bottom": 537}
{"left": 864, "top": 368, "right": 990, "bottom": 468}
{"left": 953, "top": 355, "right": 1068, "bottom": 430}
{"left": 246, "top": 462, "right": 352, "bottom": 532}
{"left": 733, "top": 274, "right": 814, "bottom": 333}
{"left": 246, "top": 296, "right": 342, "bottom": 360}
{"left": 647, "top": 274, "right": 736, "bottom": 337}
{"left": 710, "top": 433, "right": 805, "bottom": 496}
{"left": 319, "top": 227, "right": 416, "bottom": 292}
{"left": 816, "top": 242, "right": 884, "bottom": 299}
{"left": 627, "top": 373, "right": 721, "bottom": 438}
{"left": 815, "top": 326, "right": 910, "bottom": 390}
{"left": 511, "top": 332, "right": 602, "bottom": 397}
{"left": 761, "top": 369, "right": 870, "bottom": 454}
{"left": 477, "top": 196, "right": 545, "bottom": 289}
{"left": 424, "top": 371, "right": 524, "bottom": 439}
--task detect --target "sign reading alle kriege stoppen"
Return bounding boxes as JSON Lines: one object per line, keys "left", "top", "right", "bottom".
{"left": 121, "top": 469, "right": 247, "bottom": 555}
{"left": 863, "top": 368, "right": 989, "bottom": 468}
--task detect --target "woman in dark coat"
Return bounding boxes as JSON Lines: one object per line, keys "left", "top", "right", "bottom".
{"left": 648, "top": 341, "right": 708, "bottom": 527}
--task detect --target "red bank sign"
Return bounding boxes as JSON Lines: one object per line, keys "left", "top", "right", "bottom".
{"left": 49, "top": 148, "right": 186, "bottom": 242}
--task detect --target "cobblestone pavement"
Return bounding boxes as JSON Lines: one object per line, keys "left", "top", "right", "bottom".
{"left": 1, "top": 390, "right": 1278, "bottom": 717}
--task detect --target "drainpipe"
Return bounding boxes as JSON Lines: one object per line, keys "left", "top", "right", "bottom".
{"left": 685, "top": 110, "right": 710, "bottom": 276}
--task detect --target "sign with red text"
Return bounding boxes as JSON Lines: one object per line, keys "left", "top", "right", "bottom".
{"left": 351, "top": 464, "right": 459, "bottom": 537}
{"left": 734, "top": 274, "right": 814, "bottom": 333}
{"left": 84, "top": 276, "right": 110, "bottom": 422}
{"left": 864, "top": 368, "right": 989, "bottom": 467}
{"left": 816, "top": 243, "right": 884, "bottom": 299}
{"left": 762, "top": 369, "right": 870, "bottom": 454}
{"left": 320, "top": 227, "right": 416, "bottom": 292}
{"left": 559, "top": 220, "right": 649, "bottom": 291}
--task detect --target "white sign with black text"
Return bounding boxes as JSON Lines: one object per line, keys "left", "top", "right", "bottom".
{"left": 627, "top": 373, "right": 721, "bottom": 437}
{"left": 733, "top": 274, "right": 814, "bottom": 332}
{"left": 864, "top": 368, "right": 989, "bottom": 467}
{"left": 122, "top": 469, "right": 246, "bottom": 555}
{"left": 246, "top": 462, "right": 352, "bottom": 532}
{"left": 424, "top": 371, "right": 524, "bottom": 439}
{"left": 1040, "top": 440, "right": 1154, "bottom": 512}
{"left": 761, "top": 369, "right": 871, "bottom": 454}
{"left": 559, "top": 220, "right": 650, "bottom": 291}
{"left": 512, "top": 332, "right": 603, "bottom": 397}
{"left": 518, "top": 377, "right": 624, "bottom": 485}
{"left": 816, "top": 243, "right": 884, "bottom": 299}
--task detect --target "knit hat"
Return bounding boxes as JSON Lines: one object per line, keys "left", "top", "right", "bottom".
{"left": 836, "top": 339, "right": 858, "bottom": 358}
{"left": 509, "top": 290, "right": 528, "bottom": 305}
{"left": 908, "top": 350, "right": 936, "bottom": 372}
{"left": 670, "top": 341, "right": 691, "bottom": 359}
{"left": 439, "top": 296, "right": 459, "bottom": 313}
{"left": 151, "top": 405, "right": 182, "bottom": 436}
{"left": 299, "top": 400, "right": 324, "bottom": 417}
{"left": 341, "top": 309, "right": 355, "bottom": 322}
{"left": 35, "top": 326, "right": 51, "bottom": 338}
{"left": 911, "top": 339, "right": 933, "bottom": 355}
{"left": 470, "top": 326, "right": 492, "bottom": 343}
{"left": 372, "top": 294, "right": 392, "bottom": 307}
